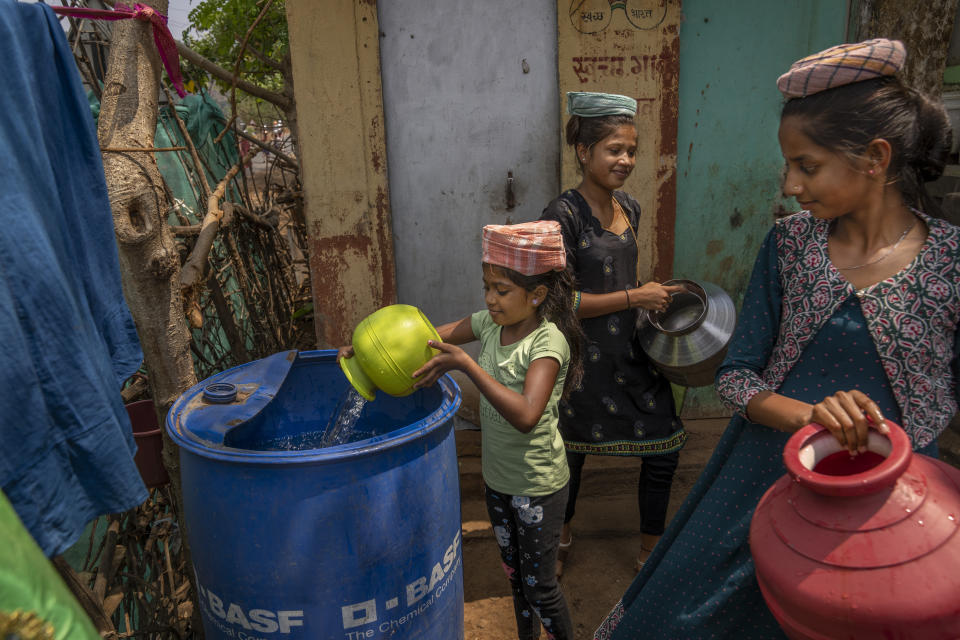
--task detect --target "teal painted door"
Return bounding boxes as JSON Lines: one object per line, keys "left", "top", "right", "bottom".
{"left": 673, "top": 1, "right": 847, "bottom": 417}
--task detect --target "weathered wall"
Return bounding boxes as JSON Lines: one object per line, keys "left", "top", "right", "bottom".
{"left": 672, "top": 0, "right": 847, "bottom": 417}
{"left": 287, "top": 0, "right": 396, "bottom": 347}
{"left": 378, "top": 0, "right": 561, "bottom": 329}
{"left": 558, "top": 0, "right": 682, "bottom": 282}
{"left": 287, "top": 0, "right": 849, "bottom": 417}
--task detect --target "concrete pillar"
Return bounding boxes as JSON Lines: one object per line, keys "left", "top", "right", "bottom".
{"left": 287, "top": 0, "right": 396, "bottom": 346}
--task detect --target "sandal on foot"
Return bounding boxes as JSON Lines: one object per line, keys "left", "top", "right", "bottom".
{"left": 556, "top": 535, "right": 573, "bottom": 578}
{"left": 635, "top": 545, "right": 655, "bottom": 573}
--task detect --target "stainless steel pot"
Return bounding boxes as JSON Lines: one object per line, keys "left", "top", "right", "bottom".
{"left": 635, "top": 279, "right": 736, "bottom": 387}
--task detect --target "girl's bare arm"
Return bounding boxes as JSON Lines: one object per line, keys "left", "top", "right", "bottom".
{"left": 413, "top": 341, "right": 559, "bottom": 434}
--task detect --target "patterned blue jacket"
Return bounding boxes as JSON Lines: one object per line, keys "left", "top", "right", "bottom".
{"left": 716, "top": 210, "right": 960, "bottom": 448}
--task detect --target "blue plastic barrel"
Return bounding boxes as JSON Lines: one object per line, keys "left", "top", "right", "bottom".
{"left": 165, "top": 350, "right": 463, "bottom": 640}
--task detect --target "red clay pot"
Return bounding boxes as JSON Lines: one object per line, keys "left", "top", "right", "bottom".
{"left": 125, "top": 399, "right": 170, "bottom": 488}
{"left": 750, "top": 420, "right": 960, "bottom": 639}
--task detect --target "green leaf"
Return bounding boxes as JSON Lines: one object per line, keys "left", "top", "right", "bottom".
{"left": 184, "top": 0, "right": 288, "bottom": 90}
{"left": 292, "top": 302, "right": 313, "bottom": 320}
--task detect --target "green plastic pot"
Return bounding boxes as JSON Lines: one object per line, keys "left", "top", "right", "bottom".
{"left": 339, "top": 304, "right": 441, "bottom": 400}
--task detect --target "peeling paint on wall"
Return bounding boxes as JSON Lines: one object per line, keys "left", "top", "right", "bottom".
{"left": 672, "top": 0, "right": 846, "bottom": 417}
{"left": 559, "top": 0, "right": 683, "bottom": 283}
{"left": 288, "top": 0, "right": 396, "bottom": 346}
{"left": 373, "top": 186, "right": 397, "bottom": 305}
{"left": 655, "top": 27, "right": 680, "bottom": 282}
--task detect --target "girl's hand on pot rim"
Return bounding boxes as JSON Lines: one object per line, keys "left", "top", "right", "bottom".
{"left": 336, "top": 345, "right": 354, "bottom": 361}
{"left": 632, "top": 282, "right": 686, "bottom": 312}
{"left": 810, "top": 389, "right": 888, "bottom": 454}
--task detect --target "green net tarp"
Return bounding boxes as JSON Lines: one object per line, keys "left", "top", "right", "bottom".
{"left": 88, "top": 88, "right": 241, "bottom": 224}
{"left": 155, "top": 91, "right": 242, "bottom": 223}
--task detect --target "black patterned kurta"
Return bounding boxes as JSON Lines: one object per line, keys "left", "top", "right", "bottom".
{"left": 541, "top": 189, "right": 685, "bottom": 456}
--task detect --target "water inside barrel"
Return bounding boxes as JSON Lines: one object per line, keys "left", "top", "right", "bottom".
{"left": 254, "top": 388, "right": 367, "bottom": 451}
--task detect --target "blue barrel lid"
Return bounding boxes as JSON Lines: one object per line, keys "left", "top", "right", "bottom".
{"left": 166, "top": 349, "right": 462, "bottom": 465}
{"left": 169, "top": 350, "right": 296, "bottom": 446}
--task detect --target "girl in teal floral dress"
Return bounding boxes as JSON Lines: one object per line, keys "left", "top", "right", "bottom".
{"left": 595, "top": 39, "right": 960, "bottom": 639}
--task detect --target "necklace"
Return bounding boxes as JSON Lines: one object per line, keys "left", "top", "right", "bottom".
{"left": 833, "top": 217, "right": 917, "bottom": 270}
{"left": 602, "top": 198, "right": 625, "bottom": 230}
{"left": 613, "top": 198, "right": 642, "bottom": 283}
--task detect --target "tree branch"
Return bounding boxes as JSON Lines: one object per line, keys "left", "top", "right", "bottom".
{"left": 236, "top": 127, "right": 298, "bottom": 168}
{"left": 120, "top": 375, "right": 149, "bottom": 403}
{"left": 224, "top": 0, "right": 277, "bottom": 144}
{"left": 53, "top": 556, "right": 117, "bottom": 636}
{"left": 179, "top": 147, "right": 260, "bottom": 290}
{"left": 232, "top": 203, "right": 278, "bottom": 230}
{"left": 235, "top": 35, "right": 285, "bottom": 72}
{"left": 162, "top": 85, "right": 211, "bottom": 203}
{"left": 175, "top": 40, "right": 292, "bottom": 110}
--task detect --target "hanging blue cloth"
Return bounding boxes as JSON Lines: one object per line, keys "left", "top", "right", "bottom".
{"left": 0, "top": 0, "right": 147, "bottom": 556}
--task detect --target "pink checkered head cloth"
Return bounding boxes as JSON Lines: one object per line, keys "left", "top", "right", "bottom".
{"left": 777, "top": 38, "right": 905, "bottom": 99}
{"left": 481, "top": 221, "right": 566, "bottom": 276}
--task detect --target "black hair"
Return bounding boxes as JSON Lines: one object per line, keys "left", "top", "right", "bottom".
{"left": 781, "top": 76, "right": 952, "bottom": 216}
{"left": 485, "top": 264, "right": 585, "bottom": 399}
{"left": 565, "top": 113, "right": 636, "bottom": 173}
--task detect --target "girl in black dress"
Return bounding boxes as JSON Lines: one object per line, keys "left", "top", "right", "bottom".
{"left": 540, "top": 92, "right": 686, "bottom": 575}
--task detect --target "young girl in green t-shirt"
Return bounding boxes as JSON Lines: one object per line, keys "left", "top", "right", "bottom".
{"left": 412, "top": 221, "right": 583, "bottom": 640}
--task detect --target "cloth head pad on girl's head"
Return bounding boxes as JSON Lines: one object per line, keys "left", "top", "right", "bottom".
{"left": 777, "top": 38, "right": 906, "bottom": 99}
{"left": 566, "top": 91, "right": 638, "bottom": 117}
{"left": 482, "top": 220, "right": 567, "bottom": 276}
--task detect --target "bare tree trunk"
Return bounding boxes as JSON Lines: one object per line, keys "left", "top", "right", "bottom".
{"left": 96, "top": 1, "right": 202, "bottom": 635}
{"left": 280, "top": 52, "right": 299, "bottom": 158}
{"left": 851, "top": 0, "right": 958, "bottom": 97}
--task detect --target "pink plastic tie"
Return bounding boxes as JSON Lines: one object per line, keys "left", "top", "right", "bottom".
{"left": 51, "top": 3, "right": 188, "bottom": 98}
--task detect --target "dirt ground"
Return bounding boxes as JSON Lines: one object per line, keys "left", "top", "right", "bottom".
{"left": 456, "top": 418, "right": 728, "bottom": 640}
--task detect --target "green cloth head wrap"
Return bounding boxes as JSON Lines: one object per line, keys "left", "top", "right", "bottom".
{"left": 566, "top": 91, "right": 637, "bottom": 117}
